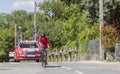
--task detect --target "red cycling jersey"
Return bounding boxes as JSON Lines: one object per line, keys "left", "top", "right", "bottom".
{"left": 38, "top": 36, "right": 50, "bottom": 49}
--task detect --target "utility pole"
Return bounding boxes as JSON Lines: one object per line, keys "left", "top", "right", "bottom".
{"left": 34, "top": 0, "right": 37, "bottom": 41}
{"left": 99, "top": 0, "right": 104, "bottom": 60}
{"left": 14, "top": 24, "right": 17, "bottom": 46}
{"left": 19, "top": 27, "right": 22, "bottom": 41}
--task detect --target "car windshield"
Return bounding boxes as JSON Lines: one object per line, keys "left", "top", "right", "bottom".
{"left": 19, "top": 43, "right": 39, "bottom": 48}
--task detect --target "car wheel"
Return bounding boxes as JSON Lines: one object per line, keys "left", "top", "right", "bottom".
{"left": 36, "top": 60, "right": 39, "bottom": 62}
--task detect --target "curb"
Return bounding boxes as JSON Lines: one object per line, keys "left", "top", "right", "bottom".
{"left": 55, "top": 61, "right": 120, "bottom": 64}
{"left": 78, "top": 61, "right": 120, "bottom": 64}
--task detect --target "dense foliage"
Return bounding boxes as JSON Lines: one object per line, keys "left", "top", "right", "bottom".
{"left": 101, "top": 24, "right": 120, "bottom": 49}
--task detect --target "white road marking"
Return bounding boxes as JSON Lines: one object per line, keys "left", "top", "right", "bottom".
{"left": 0, "top": 63, "right": 2, "bottom": 65}
{"left": 9, "top": 63, "right": 21, "bottom": 64}
{"left": 75, "top": 71, "right": 84, "bottom": 74}
{"left": 61, "top": 66, "right": 72, "bottom": 70}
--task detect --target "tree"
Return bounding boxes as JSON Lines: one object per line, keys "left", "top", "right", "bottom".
{"left": 104, "top": 0, "right": 120, "bottom": 28}
{"left": 38, "top": 0, "right": 100, "bottom": 51}
{"left": 101, "top": 24, "right": 119, "bottom": 50}
{"left": 61, "top": 0, "right": 81, "bottom": 6}
{"left": 82, "top": 0, "right": 120, "bottom": 28}
{"left": 0, "top": 13, "right": 14, "bottom": 28}
{"left": 11, "top": 10, "right": 36, "bottom": 40}
{"left": 0, "top": 28, "right": 14, "bottom": 61}
{"left": 12, "top": 10, "right": 28, "bottom": 26}
{"left": 39, "top": 0, "right": 65, "bottom": 19}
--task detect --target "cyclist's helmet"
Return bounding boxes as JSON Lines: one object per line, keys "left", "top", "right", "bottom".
{"left": 41, "top": 33, "right": 46, "bottom": 38}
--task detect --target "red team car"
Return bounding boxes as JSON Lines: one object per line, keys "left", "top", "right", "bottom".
{"left": 13, "top": 40, "right": 42, "bottom": 62}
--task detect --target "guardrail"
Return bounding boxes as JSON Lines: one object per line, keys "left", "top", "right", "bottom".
{"left": 47, "top": 48, "right": 86, "bottom": 62}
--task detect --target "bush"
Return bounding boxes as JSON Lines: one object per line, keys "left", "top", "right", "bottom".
{"left": 101, "top": 24, "right": 120, "bottom": 50}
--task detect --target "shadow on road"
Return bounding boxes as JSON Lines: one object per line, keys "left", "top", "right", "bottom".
{"left": 0, "top": 68, "right": 11, "bottom": 70}
{"left": 46, "top": 65, "right": 61, "bottom": 68}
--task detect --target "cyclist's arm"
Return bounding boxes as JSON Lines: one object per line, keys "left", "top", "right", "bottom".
{"left": 46, "top": 36, "right": 50, "bottom": 50}
{"left": 39, "top": 42, "right": 46, "bottom": 48}
{"left": 38, "top": 37, "right": 45, "bottom": 48}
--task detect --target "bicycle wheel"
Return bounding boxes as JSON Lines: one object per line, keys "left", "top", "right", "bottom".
{"left": 41, "top": 49, "right": 47, "bottom": 68}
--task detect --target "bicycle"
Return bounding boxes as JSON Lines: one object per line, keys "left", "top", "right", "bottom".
{"left": 41, "top": 48, "right": 47, "bottom": 68}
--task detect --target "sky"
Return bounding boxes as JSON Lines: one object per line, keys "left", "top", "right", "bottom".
{"left": 0, "top": 0, "right": 43, "bottom": 13}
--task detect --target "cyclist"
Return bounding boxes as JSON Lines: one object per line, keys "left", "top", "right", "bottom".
{"left": 38, "top": 33, "right": 50, "bottom": 65}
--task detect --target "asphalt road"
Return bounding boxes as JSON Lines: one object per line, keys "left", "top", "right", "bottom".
{"left": 0, "top": 61, "right": 120, "bottom": 74}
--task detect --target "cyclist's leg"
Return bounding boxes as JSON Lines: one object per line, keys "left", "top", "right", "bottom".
{"left": 41, "top": 48, "right": 46, "bottom": 67}
{"left": 45, "top": 49, "right": 47, "bottom": 65}
{"left": 41, "top": 49, "right": 44, "bottom": 59}
{"left": 43, "top": 48, "right": 46, "bottom": 60}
